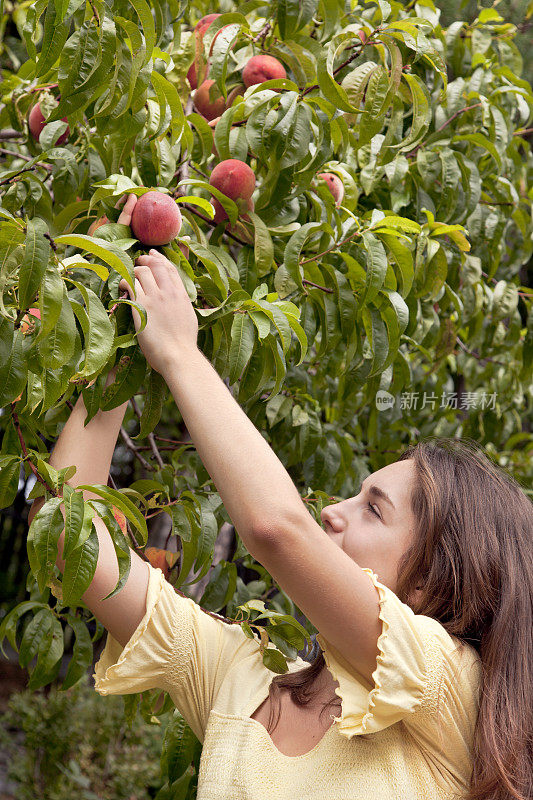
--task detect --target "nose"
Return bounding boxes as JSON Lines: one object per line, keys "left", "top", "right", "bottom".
{"left": 320, "top": 509, "right": 344, "bottom": 534}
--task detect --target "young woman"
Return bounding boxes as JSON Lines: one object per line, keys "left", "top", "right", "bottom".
{"left": 28, "top": 195, "right": 532, "bottom": 800}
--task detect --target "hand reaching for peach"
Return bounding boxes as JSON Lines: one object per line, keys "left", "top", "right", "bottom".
{"left": 118, "top": 245, "right": 199, "bottom": 376}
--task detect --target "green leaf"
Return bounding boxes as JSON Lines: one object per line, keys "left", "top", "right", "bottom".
{"left": 161, "top": 713, "right": 198, "bottom": 783}
{"left": 127, "top": 0, "right": 155, "bottom": 65}
{"left": 210, "top": 23, "right": 242, "bottom": 100}
{"left": 61, "top": 522, "right": 100, "bottom": 606}
{"left": 262, "top": 646, "right": 289, "bottom": 673}
{"left": 35, "top": 1, "right": 69, "bottom": 77}
{"left": 391, "top": 72, "right": 431, "bottom": 151}
{"left": 55, "top": 234, "right": 134, "bottom": 288}
{"left": 62, "top": 490, "right": 93, "bottom": 561}
{"left": 283, "top": 222, "right": 330, "bottom": 291}
{"left": 76, "top": 484, "right": 148, "bottom": 545}
{"left": 0, "top": 455, "right": 21, "bottom": 510}
{"left": 229, "top": 313, "right": 255, "bottom": 385}
{"left": 37, "top": 286, "right": 77, "bottom": 370}
{"left": 248, "top": 211, "right": 274, "bottom": 277}
{"left": 317, "top": 31, "right": 366, "bottom": 113}
{"left": 362, "top": 305, "right": 389, "bottom": 378}
{"left": 65, "top": 279, "right": 115, "bottom": 379}
{"left": 27, "top": 614, "right": 64, "bottom": 690}
{"left": 100, "top": 347, "right": 147, "bottom": 411}
{"left": 360, "top": 232, "right": 388, "bottom": 305}
{"left": 27, "top": 497, "right": 65, "bottom": 593}
{"left": 62, "top": 614, "right": 93, "bottom": 690}
{"left": 0, "top": 600, "right": 48, "bottom": 659}
{"left": 133, "top": 368, "right": 167, "bottom": 440}
{"left": 19, "top": 218, "right": 50, "bottom": 310}
{"left": 374, "top": 232, "right": 414, "bottom": 298}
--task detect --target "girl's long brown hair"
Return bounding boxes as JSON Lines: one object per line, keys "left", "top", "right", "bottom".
{"left": 264, "top": 437, "right": 533, "bottom": 800}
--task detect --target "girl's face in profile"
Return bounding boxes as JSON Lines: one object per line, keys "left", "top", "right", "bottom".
{"left": 320, "top": 459, "right": 419, "bottom": 595}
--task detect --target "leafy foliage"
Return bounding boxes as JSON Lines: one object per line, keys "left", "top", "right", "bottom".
{"left": 0, "top": 0, "right": 532, "bottom": 796}
{"left": 0, "top": 679, "right": 170, "bottom": 799}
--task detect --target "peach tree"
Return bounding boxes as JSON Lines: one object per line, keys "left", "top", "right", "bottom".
{"left": 0, "top": 0, "right": 532, "bottom": 795}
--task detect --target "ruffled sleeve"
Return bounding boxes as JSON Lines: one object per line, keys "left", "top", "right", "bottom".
{"left": 316, "top": 567, "right": 482, "bottom": 757}
{"left": 93, "top": 562, "right": 264, "bottom": 742}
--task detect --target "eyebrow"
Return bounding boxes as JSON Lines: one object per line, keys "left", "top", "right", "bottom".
{"left": 361, "top": 480, "right": 396, "bottom": 511}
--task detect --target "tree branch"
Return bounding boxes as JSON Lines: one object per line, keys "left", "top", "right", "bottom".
{"left": 129, "top": 396, "right": 165, "bottom": 469}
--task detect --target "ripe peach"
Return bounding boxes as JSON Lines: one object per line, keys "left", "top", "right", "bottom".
{"left": 130, "top": 191, "right": 182, "bottom": 246}
{"left": 242, "top": 55, "right": 286, "bottom": 88}
{"left": 88, "top": 215, "right": 109, "bottom": 236}
{"left": 28, "top": 102, "right": 70, "bottom": 145}
{"left": 194, "top": 79, "right": 227, "bottom": 121}
{"left": 317, "top": 172, "right": 344, "bottom": 207}
{"left": 187, "top": 61, "right": 202, "bottom": 90}
{"left": 194, "top": 13, "right": 221, "bottom": 37}
{"left": 20, "top": 307, "right": 41, "bottom": 334}
{"left": 187, "top": 14, "right": 221, "bottom": 89}
{"left": 209, "top": 159, "right": 255, "bottom": 201}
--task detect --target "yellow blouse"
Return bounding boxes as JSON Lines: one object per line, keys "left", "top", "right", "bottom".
{"left": 93, "top": 562, "right": 481, "bottom": 799}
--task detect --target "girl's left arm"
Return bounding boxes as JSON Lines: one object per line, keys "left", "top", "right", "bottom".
{"left": 161, "top": 346, "right": 308, "bottom": 550}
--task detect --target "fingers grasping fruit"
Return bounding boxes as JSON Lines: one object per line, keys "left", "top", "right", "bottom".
{"left": 118, "top": 250, "right": 199, "bottom": 374}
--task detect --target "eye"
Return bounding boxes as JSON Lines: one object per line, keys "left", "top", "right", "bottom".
{"left": 367, "top": 502, "right": 381, "bottom": 520}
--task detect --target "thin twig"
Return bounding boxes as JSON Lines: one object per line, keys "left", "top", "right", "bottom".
{"left": 0, "top": 148, "right": 53, "bottom": 170}
{"left": 0, "top": 129, "right": 24, "bottom": 141}
{"left": 456, "top": 337, "right": 506, "bottom": 366}
{"left": 88, "top": 0, "right": 100, "bottom": 25}
{"left": 299, "top": 229, "right": 362, "bottom": 265}
{"left": 0, "top": 165, "right": 40, "bottom": 187}
{"left": 180, "top": 202, "right": 249, "bottom": 246}
{"left": 130, "top": 396, "right": 165, "bottom": 469}
{"left": 252, "top": 22, "right": 271, "bottom": 44}
{"left": 119, "top": 424, "right": 154, "bottom": 471}
{"left": 302, "top": 279, "right": 334, "bottom": 293}
{"left": 10, "top": 407, "right": 56, "bottom": 494}
{"left": 406, "top": 102, "right": 483, "bottom": 158}
{"left": 301, "top": 43, "right": 365, "bottom": 97}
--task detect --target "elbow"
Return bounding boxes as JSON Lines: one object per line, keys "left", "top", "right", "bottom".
{"left": 248, "top": 510, "right": 303, "bottom": 558}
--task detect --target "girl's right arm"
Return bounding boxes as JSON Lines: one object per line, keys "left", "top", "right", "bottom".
{"left": 27, "top": 371, "right": 151, "bottom": 649}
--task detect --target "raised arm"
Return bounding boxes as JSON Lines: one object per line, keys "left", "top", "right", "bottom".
{"left": 27, "top": 367, "right": 150, "bottom": 649}
{"left": 28, "top": 195, "right": 151, "bottom": 649}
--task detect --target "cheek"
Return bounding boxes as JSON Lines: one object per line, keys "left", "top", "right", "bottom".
{"left": 342, "top": 525, "right": 378, "bottom": 561}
